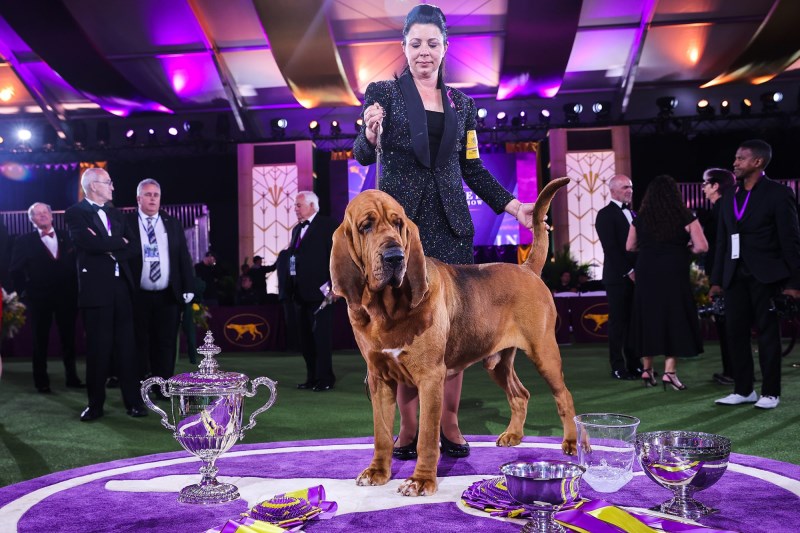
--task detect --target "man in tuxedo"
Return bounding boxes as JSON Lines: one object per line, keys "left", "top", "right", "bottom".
{"left": 126, "top": 179, "right": 194, "bottom": 383}
{"left": 711, "top": 139, "right": 800, "bottom": 410}
{"left": 289, "top": 191, "right": 338, "bottom": 391}
{"left": 9, "top": 202, "right": 82, "bottom": 392}
{"left": 595, "top": 174, "right": 641, "bottom": 380}
{"left": 65, "top": 167, "right": 146, "bottom": 421}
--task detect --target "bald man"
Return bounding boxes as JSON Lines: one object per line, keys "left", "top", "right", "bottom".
{"left": 595, "top": 174, "right": 641, "bottom": 380}
{"left": 65, "top": 168, "right": 146, "bottom": 421}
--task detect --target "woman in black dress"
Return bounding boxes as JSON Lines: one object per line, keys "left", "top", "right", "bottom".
{"left": 353, "top": 4, "right": 535, "bottom": 459}
{"left": 626, "top": 175, "right": 708, "bottom": 390}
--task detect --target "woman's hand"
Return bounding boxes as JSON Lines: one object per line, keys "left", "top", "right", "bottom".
{"left": 505, "top": 200, "right": 536, "bottom": 229}
{"left": 364, "top": 103, "right": 384, "bottom": 146}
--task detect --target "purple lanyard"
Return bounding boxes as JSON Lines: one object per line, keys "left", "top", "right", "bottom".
{"left": 733, "top": 187, "right": 751, "bottom": 221}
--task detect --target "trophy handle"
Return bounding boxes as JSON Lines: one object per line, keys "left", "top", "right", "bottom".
{"left": 241, "top": 376, "right": 277, "bottom": 432}
{"left": 141, "top": 376, "right": 174, "bottom": 431}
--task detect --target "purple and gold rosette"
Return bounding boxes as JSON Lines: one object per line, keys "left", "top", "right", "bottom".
{"left": 461, "top": 477, "right": 738, "bottom": 532}
{"left": 211, "top": 485, "right": 337, "bottom": 533}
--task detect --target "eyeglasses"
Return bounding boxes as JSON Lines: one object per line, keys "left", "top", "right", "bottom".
{"left": 95, "top": 180, "right": 113, "bottom": 186}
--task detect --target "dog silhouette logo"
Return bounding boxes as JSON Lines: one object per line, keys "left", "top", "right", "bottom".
{"left": 223, "top": 314, "right": 270, "bottom": 347}
{"left": 580, "top": 303, "right": 610, "bottom": 338}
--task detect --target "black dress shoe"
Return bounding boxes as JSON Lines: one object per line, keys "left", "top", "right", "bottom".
{"left": 37, "top": 386, "right": 52, "bottom": 394}
{"left": 440, "top": 430, "right": 470, "bottom": 458}
{"left": 611, "top": 369, "right": 635, "bottom": 380}
{"left": 393, "top": 435, "right": 418, "bottom": 461}
{"left": 296, "top": 382, "right": 314, "bottom": 390}
{"left": 312, "top": 384, "right": 334, "bottom": 392}
{"left": 126, "top": 406, "right": 148, "bottom": 418}
{"left": 80, "top": 407, "right": 104, "bottom": 422}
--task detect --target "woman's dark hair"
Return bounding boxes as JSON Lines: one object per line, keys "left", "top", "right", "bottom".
{"left": 638, "top": 175, "right": 693, "bottom": 242}
{"left": 703, "top": 168, "right": 735, "bottom": 195}
{"left": 397, "top": 4, "right": 448, "bottom": 86}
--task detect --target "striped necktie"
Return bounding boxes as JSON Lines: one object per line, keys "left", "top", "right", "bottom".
{"left": 146, "top": 217, "right": 161, "bottom": 282}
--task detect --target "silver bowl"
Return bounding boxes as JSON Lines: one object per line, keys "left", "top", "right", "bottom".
{"left": 501, "top": 460, "right": 585, "bottom": 533}
{"left": 635, "top": 431, "right": 731, "bottom": 520}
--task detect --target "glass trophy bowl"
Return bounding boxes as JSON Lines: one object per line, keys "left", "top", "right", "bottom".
{"left": 501, "top": 460, "right": 585, "bottom": 533}
{"left": 141, "top": 331, "right": 277, "bottom": 504}
{"left": 635, "top": 430, "right": 731, "bottom": 520}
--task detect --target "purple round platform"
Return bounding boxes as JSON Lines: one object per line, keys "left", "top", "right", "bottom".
{"left": 0, "top": 436, "right": 797, "bottom": 532}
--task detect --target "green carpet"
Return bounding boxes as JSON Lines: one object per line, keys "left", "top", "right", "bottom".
{"left": 1, "top": 342, "right": 798, "bottom": 487}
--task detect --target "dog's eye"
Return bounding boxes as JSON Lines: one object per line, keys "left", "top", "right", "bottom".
{"left": 393, "top": 219, "right": 403, "bottom": 230}
{"left": 359, "top": 221, "right": 373, "bottom": 233}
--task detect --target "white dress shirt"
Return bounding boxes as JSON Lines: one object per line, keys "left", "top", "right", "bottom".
{"left": 39, "top": 228, "right": 58, "bottom": 258}
{"left": 137, "top": 210, "right": 170, "bottom": 291}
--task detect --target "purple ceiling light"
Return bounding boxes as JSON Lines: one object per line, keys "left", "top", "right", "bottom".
{"left": 497, "top": 0, "right": 582, "bottom": 100}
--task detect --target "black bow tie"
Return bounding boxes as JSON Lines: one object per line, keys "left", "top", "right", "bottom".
{"left": 621, "top": 203, "right": 630, "bottom": 210}
{"left": 91, "top": 203, "right": 105, "bottom": 213}
{"left": 299, "top": 220, "right": 310, "bottom": 228}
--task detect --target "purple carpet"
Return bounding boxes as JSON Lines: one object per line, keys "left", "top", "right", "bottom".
{"left": 0, "top": 436, "right": 797, "bottom": 532}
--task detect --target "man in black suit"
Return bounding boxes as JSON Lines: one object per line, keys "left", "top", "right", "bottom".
{"left": 595, "top": 174, "right": 641, "bottom": 380}
{"left": 65, "top": 167, "right": 146, "bottom": 421}
{"left": 711, "top": 139, "right": 800, "bottom": 410}
{"left": 246, "top": 255, "right": 269, "bottom": 304}
{"left": 265, "top": 249, "right": 299, "bottom": 350}
{"left": 289, "top": 191, "right": 338, "bottom": 391}
{"left": 10, "top": 202, "right": 82, "bottom": 392}
{"left": 126, "top": 179, "right": 194, "bottom": 382}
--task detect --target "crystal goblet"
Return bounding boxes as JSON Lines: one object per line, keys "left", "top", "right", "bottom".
{"left": 635, "top": 431, "right": 731, "bottom": 520}
{"left": 501, "top": 460, "right": 585, "bottom": 533}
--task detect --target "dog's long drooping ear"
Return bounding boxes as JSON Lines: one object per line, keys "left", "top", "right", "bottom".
{"left": 403, "top": 217, "right": 428, "bottom": 308}
{"left": 330, "top": 223, "right": 366, "bottom": 310}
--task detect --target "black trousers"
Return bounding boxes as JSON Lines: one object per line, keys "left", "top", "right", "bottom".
{"left": 605, "top": 279, "right": 639, "bottom": 373}
{"left": 133, "top": 288, "right": 181, "bottom": 380}
{"left": 293, "top": 298, "right": 335, "bottom": 386}
{"left": 28, "top": 294, "right": 79, "bottom": 389}
{"left": 725, "top": 267, "right": 783, "bottom": 397}
{"left": 82, "top": 278, "right": 141, "bottom": 410}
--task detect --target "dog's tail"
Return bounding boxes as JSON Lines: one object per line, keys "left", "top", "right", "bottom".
{"left": 523, "top": 177, "right": 570, "bottom": 275}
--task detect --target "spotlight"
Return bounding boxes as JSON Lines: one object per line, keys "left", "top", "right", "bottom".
{"left": 183, "top": 120, "right": 203, "bottom": 137}
{"left": 495, "top": 111, "right": 508, "bottom": 127}
{"left": 309, "top": 120, "right": 320, "bottom": 135}
{"left": 476, "top": 107, "right": 488, "bottom": 127}
{"left": 720, "top": 100, "right": 730, "bottom": 116}
{"left": 592, "top": 101, "right": 611, "bottom": 121}
{"left": 696, "top": 99, "right": 714, "bottom": 117}
{"left": 147, "top": 128, "right": 158, "bottom": 145}
{"left": 656, "top": 96, "right": 678, "bottom": 117}
{"left": 270, "top": 118, "right": 287, "bottom": 138}
{"left": 41, "top": 125, "right": 58, "bottom": 151}
{"left": 0, "top": 135, "right": 4, "bottom": 145}
{"left": 539, "top": 109, "right": 551, "bottom": 124}
{"left": 563, "top": 103, "right": 583, "bottom": 124}
{"left": 330, "top": 120, "right": 341, "bottom": 136}
{"left": 96, "top": 121, "right": 110, "bottom": 146}
{"left": 740, "top": 98, "right": 752, "bottom": 115}
{"left": 511, "top": 111, "right": 527, "bottom": 127}
{"left": 70, "top": 121, "right": 87, "bottom": 148}
{"left": 354, "top": 117, "right": 364, "bottom": 131}
{"left": 760, "top": 91, "right": 783, "bottom": 112}
{"left": 125, "top": 129, "right": 137, "bottom": 145}
{"left": 168, "top": 126, "right": 179, "bottom": 137}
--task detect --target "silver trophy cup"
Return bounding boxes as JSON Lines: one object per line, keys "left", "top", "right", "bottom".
{"left": 141, "top": 331, "right": 277, "bottom": 504}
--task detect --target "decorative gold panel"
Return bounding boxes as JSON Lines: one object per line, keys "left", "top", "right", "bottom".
{"left": 252, "top": 164, "right": 297, "bottom": 292}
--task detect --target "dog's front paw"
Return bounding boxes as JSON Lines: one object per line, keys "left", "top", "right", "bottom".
{"left": 561, "top": 438, "right": 577, "bottom": 456}
{"left": 356, "top": 467, "right": 391, "bottom": 486}
{"left": 397, "top": 476, "right": 437, "bottom": 496}
{"left": 495, "top": 431, "right": 523, "bottom": 447}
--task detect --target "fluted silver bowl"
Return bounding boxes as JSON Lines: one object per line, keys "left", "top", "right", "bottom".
{"left": 635, "top": 431, "right": 731, "bottom": 521}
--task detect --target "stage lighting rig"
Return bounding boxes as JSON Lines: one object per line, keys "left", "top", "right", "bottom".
{"left": 330, "top": 120, "right": 342, "bottom": 136}
{"left": 563, "top": 103, "right": 583, "bottom": 124}
{"left": 309, "top": 120, "right": 320, "bottom": 136}
{"left": 696, "top": 99, "right": 714, "bottom": 117}
{"left": 656, "top": 96, "right": 678, "bottom": 118}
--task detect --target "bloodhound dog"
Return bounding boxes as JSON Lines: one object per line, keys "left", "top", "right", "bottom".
{"left": 330, "top": 177, "right": 576, "bottom": 496}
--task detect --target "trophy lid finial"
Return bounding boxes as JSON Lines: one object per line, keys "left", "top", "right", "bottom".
{"left": 197, "top": 330, "right": 222, "bottom": 375}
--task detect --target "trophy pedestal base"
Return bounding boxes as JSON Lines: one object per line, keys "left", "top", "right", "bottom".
{"left": 178, "top": 482, "right": 240, "bottom": 505}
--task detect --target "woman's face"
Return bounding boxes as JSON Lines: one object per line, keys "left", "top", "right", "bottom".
{"left": 403, "top": 23, "right": 446, "bottom": 80}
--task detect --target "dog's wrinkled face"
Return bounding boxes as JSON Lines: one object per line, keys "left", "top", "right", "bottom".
{"left": 331, "top": 190, "right": 428, "bottom": 309}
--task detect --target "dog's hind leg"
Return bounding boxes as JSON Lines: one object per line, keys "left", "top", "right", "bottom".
{"left": 484, "top": 347, "right": 530, "bottom": 447}
{"left": 525, "top": 336, "right": 577, "bottom": 456}
{"left": 356, "top": 374, "right": 397, "bottom": 487}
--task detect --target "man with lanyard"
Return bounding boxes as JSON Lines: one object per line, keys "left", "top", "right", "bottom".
{"left": 711, "top": 139, "right": 800, "bottom": 409}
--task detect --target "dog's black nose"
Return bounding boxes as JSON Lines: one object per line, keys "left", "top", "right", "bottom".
{"left": 382, "top": 246, "right": 404, "bottom": 267}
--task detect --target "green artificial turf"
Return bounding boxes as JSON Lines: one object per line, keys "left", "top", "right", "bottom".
{"left": 1, "top": 342, "right": 798, "bottom": 487}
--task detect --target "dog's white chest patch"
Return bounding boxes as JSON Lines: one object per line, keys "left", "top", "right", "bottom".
{"left": 381, "top": 348, "right": 403, "bottom": 359}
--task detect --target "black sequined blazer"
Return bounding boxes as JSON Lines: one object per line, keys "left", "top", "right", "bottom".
{"left": 353, "top": 72, "right": 514, "bottom": 240}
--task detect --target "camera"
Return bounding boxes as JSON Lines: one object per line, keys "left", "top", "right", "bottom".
{"left": 769, "top": 294, "right": 800, "bottom": 318}
{"left": 698, "top": 296, "right": 725, "bottom": 318}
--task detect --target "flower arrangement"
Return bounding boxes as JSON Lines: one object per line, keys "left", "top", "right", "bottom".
{"left": 191, "top": 302, "right": 211, "bottom": 330}
{"left": 1, "top": 289, "right": 27, "bottom": 340}
{"left": 690, "top": 261, "right": 710, "bottom": 307}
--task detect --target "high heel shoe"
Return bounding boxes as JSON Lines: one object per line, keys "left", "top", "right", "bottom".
{"left": 393, "top": 433, "right": 418, "bottom": 461}
{"left": 641, "top": 368, "right": 657, "bottom": 387}
{"left": 662, "top": 372, "right": 687, "bottom": 391}
{"left": 440, "top": 429, "right": 470, "bottom": 458}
